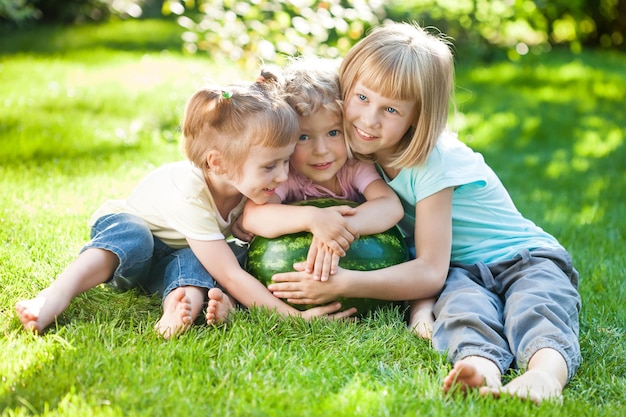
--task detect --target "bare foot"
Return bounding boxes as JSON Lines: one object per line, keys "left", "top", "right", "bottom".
{"left": 205, "top": 288, "right": 235, "bottom": 325}
{"left": 480, "top": 369, "right": 563, "bottom": 405}
{"left": 443, "top": 357, "right": 502, "bottom": 394}
{"left": 155, "top": 288, "right": 193, "bottom": 339}
{"left": 409, "top": 315, "right": 434, "bottom": 339}
{"left": 15, "top": 289, "right": 71, "bottom": 334}
{"left": 408, "top": 299, "right": 434, "bottom": 339}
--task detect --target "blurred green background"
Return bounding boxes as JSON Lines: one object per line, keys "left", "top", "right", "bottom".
{"left": 2, "top": 0, "right": 625, "bottom": 68}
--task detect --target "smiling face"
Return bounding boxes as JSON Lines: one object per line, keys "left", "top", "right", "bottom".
{"left": 343, "top": 80, "right": 416, "bottom": 161}
{"left": 290, "top": 107, "right": 347, "bottom": 191}
{"left": 232, "top": 143, "right": 295, "bottom": 204}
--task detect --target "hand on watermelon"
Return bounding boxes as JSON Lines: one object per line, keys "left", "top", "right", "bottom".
{"left": 305, "top": 236, "right": 342, "bottom": 281}
{"left": 299, "top": 301, "right": 357, "bottom": 320}
{"left": 304, "top": 206, "right": 359, "bottom": 281}
{"left": 269, "top": 263, "right": 342, "bottom": 306}
{"left": 307, "top": 205, "right": 359, "bottom": 255}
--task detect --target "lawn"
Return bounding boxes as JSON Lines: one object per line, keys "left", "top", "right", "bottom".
{"left": 1, "top": 18, "right": 625, "bottom": 417}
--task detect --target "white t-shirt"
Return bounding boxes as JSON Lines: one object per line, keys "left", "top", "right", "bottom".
{"left": 89, "top": 160, "right": 246, "bottom": 249}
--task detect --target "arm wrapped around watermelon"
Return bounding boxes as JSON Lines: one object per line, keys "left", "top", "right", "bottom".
{"left": 243, "top": 182, "right": 404, "bottom": 274}
{"left": 245, "top": 198, "right": 409, "bottom": 317}
{"left": 243, "top": 197, "right": 360, "bottom": 280}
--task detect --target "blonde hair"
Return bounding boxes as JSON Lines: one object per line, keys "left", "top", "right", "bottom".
{"left": 182, "top": 76, "right": 299, "bottom": 178}
{"left": 280, "top": 57, "right": 343, "bottom": 117}
{"left": 339, "top": 22, "right": 454, "bottom": 168}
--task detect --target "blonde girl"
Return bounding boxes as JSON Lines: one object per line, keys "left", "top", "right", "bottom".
{"left": 16, "top": 77, "right": 354, "bottom": 339}
{"left": 269, "top": 22, "right": 581, "bottom": 404}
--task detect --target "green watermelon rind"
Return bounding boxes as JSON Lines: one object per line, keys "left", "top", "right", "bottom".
{"left": 245, "top": 198, "right": 409, "bottom": 316}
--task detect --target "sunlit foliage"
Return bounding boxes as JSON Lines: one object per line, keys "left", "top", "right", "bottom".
{"left": 158, "top": 0, "right": 625, "bottom": 67}
{"left": 162, "top": 0, "right": 385, "bottom": 69}
{"left": 4, "top": 1, "right": 625, "bottom": 63}
{"left": 386, "top": 0, "right": 623, "bottom": 59}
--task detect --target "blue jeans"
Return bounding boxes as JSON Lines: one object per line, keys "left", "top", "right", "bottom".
{"left": 432, "top": 248, "right": 581, "bottom": 382}
{"left": 81, "top": 213, "right": 247, "bottom": 301}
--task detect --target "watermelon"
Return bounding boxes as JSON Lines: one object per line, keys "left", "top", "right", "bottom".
{"left": 245, "top": 197, "right": 409, "bottom": 317}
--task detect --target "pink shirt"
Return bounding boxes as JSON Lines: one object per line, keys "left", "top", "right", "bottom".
{"left": 275, "top": 160, "right": 382, "bottom": 203}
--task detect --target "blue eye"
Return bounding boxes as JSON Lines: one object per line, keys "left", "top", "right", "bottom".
{"left": 358, "top": 94, "right": 367, "bottom": 101}
{"left": 386, "top": 107, "right": 397, "bottom": 114}
{"left": 328, "top": 130, "right": 340, "bottom": 137}
{"left": 298, "top": 134, "right": 309, "bottom": 142}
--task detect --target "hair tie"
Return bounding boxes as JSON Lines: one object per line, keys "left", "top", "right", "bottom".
{"left": 221, "top": 90, "right": 232, "bottom": 99}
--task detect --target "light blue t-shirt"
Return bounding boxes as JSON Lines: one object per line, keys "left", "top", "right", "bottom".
{"left": 382, "top": 131, "right": 562, "bottom": 264}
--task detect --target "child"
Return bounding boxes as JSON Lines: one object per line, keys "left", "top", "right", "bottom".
{"left": 241, "top": 58, "right": 404, "bottom": 283}
{"left": 15, "top": 76, "right": 354, "bottom": 339}
{"left": 268, "top": 22, "right": 581, "bottom": 404}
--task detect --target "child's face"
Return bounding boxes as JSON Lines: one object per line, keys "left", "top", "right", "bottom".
{"left": 343, "top": 80, "right": 415, "bottom": 157}
{"left": 234, "top": 143, "right": 295, "bottom": 204}
{"left": 291, "top": 107, "right": 347, "bottom": 189}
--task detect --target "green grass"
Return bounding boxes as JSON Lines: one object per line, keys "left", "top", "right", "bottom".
{"left": 1, "top": 18, "right": 625, "bottom": 417}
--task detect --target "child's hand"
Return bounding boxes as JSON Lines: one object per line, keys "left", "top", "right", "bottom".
{"left": 309, "top": 206, "right": 359, "bottom": 255}
{"left": 269, "top": 264, "right": 343, "bottom": 305}
{"left": 305, "top": 236, "right": 340, "bottom": 281}
{"left": 299, "top": 302, "right": 357, "bottom": 320}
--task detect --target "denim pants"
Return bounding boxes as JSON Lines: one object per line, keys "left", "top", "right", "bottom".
{"left": 81, "top": 213, "right": 247, "bottom": 301}
{"left": 431, "top": 248, "right": 581, "bottom": 382}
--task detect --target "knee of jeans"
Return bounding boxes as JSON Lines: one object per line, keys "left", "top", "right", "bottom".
{"left": 127, "top": 229, "right": 155, "bottom": 259}
{"left": 103, "top": 213, "right": 155, "bottom": 258}
{"left": 433, "top": 288, "right": 467, "bottom": 318}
